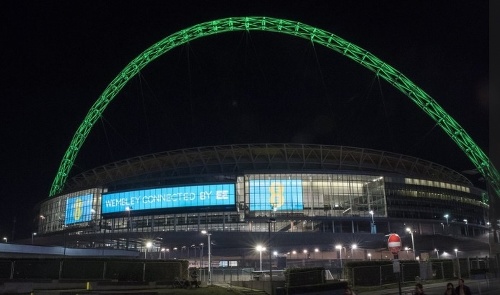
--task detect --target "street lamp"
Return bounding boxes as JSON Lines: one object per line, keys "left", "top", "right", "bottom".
{"left": 351, "top": 244, "right": 357, "bottom": 259}
{"left": 267, "top": 218, "right": 276, "bottom": 283}
{"left": 191, "top": 244, "right": 198, "bottom": 266}
{"left": 406, "top": 227, "right": 416, "bottom": 260}
{"left": 125, "top": 206, "right": 132, "bottom": 250}
{"left": 256, "top": 245, "right": 266, "bottom": 271}
{"left": 2, "top": 237, "right": 7, "bottom": 243}
{"left": 368, "top": 253, "right": 372, "bottom": 261}
{"left": 454, "top": 248, "right": 458, "bottom": 257}
{"left": 335, "top": 245, "right": 344, "bottom": 268}
{"left": 201, "top": 230, "right": 212, "bottom": 284}
{"left": 199, "top": 243, "right": 204, "bottom": 267}
{"left": 369, "top": 210, "right": 376, "bottom": 234}
{"left": 31, "top": 232, "right": 37, "bottom": 245}
{"left": 463, "top": 219, "right": 468, "bottom": 236}
{"left": 444, "top": 214, "right": 449, "bottom": 225}
{"left": 145, "top": 241, "right": 152, "bottom": 259}
{"left": 435, "top": 249, "right": 440, "bottom": 259}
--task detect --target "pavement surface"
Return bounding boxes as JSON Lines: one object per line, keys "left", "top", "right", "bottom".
{"left": 356, "top": 278, "right": 500, "bottom": 295}
{"left": 19, "top": 278, "right": 500, "bottom": 295}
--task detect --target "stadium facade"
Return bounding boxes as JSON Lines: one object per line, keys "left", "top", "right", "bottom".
{"left": 35, "top": 144, "right": 491, "bottom": 265}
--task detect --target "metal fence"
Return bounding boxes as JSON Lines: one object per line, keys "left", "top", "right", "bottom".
{"left": 345, "top": 257, "right": 498, "bottom": 288}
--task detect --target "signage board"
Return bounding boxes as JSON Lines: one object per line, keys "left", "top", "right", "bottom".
{"left": 65, "top": 194, "right": 93, "bottom": 225}
{"left": 101, "top": 183, "right": 235, "bottom": 214}
{"left": 249, "top": 179, "right": 304, "bottom": 211}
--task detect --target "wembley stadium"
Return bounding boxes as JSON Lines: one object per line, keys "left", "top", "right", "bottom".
{"left": 31, "top": 143, "right": 492, "bottom": 267}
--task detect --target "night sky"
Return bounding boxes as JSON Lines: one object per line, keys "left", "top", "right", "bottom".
{"left": 1, "top": 1, "right": 489, "bottom": 240}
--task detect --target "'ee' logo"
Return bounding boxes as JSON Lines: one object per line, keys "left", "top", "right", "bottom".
{"left": 269, "top": 182, "right": 285, "bottom": 210}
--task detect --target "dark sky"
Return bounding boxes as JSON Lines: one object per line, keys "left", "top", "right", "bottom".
{"left": 1, "top": 1, "right": 489, "bottom": 240}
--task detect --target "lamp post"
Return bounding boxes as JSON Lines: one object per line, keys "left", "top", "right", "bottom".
{"left": 2, "top": 237, "right": 7, "bottom": 243}
{"left": 444, "top": 214, "right": 449, "bottom": 225}
{"left": 369, "top": 210, "right": 376, "bottom": 234}
{"left": 435, "top": 249, "right": 440, "bottom": 259}
{"left": 256, "top": 245, "right": 266, "bottom": 271}
{"left": 191, "top": 244, "right": 197, "bottom": 266}
{"left": 31, "top": 232, "right": 37, "bottom": 245}
{"left": 351, "top": 244, "right": 357, "bottom": 260}
{"left": 145, "top": 241, "right": 152, "bottom": 259}
{"left": 201, "top": 230, "right": 212, "bottom": 284}
{"left": 267, "top": 218, "right": 276, "bottom": 283}
{"left": 368, "top": 253, "right": 372, "bottom": 261}
{"left": 463, "top": 219, "right": 468, "bottom": 236}
{"left": 199, "top": 243, "right": 204, "bottom": 268}
{"left": 406, "top": 227, "right": 416, "bottom": 260}
{"left": 125, "top": 206, "right": 132, "bottom": 250}
{"left": 454, "top": 248, "right": 458, "bottom": 257}
{"left": 335, "top": 245, "right": 344, "bottom": 268}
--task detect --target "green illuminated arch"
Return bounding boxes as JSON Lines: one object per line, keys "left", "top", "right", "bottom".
{"left": 49, "top": 16, "right": 499, "bottom": 200}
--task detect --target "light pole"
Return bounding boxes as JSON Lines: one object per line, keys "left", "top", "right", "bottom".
{"left": 435, "top": 249, "right": 440, "bottom": 259}
{"left": 145, "top": 241, "right": 152, "bottom": 259}
{"left": 125, "top": 206, "right": 132, "bottom": 250}
{"left": 191, "top": 244, "right": 197, "bottom": 266}
{"left": 200, "top": 243, "right": 204, "bottom": 267}
{"left": 335, "top": 245, "right": 344, "bottom": 268}
{"left": 31, "top": 232, "right": 37, "bottom": 245}
{"left": 444, "top": 214, "right": 449, "bottom": 225}
{"left": 351, "top": 244, "right": 357, "bottom": 259}
{"left": 369, "top": 210, "right": 376, "bottom": 234}
{"left": 201, "top": 230, "right": 212, "bottom": 284}
{"left": 2, "top": 237, "right": 7, "bottom": 243}
{"left": 267, "top": 218, "right": 276, "bottom": 283}
{"left": 406, "top": 227, "right": 416, "bottom": 260}
{"left": 463, "top": 219, "right": 468, "bottom": 236}
{"left": 454, "top": 248, "right": 458, "bottom": 257}
{"left": 368, "top": 253, "right": 372, "bottom": 261}
{"left": 256, "top": 245, "right": 266, "bottom": 271}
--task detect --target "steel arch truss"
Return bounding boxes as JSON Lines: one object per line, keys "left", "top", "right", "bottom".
{"left": 49, "top": 16, "right": 498, "bottom": 201}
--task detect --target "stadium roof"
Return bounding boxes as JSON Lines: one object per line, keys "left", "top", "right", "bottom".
{"left": 62, "top": 143, "right": 472, "bottom": 194}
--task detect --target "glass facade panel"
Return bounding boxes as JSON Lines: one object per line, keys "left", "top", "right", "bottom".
{"left": 245, "top": 173, "right": 387, "bottom": 218}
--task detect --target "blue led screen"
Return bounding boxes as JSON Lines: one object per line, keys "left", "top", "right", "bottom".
{"left": 102, "top": 183, "right": 235, "bottom": 214}
{"left": 65, "top": 194, "right": 93, "bottom": 225}
{"left": 249, "top": 179, "right": 304, "bottom": 211}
